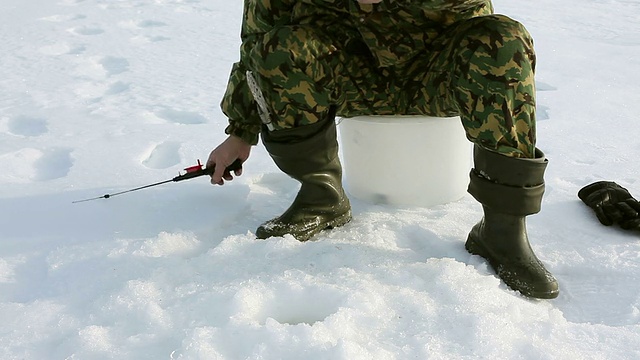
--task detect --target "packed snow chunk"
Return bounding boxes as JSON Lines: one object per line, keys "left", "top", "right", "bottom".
{"left": 133, "top": 231, "right": 201, "bottom": 258}
{"left": 0, "top": 260, "right": 13, "bottom": 283}
{"left": 108, "top": 279, "right": 173, "bottom": 330}
{"left": 78, "top": 325, "right": 115, "bottom": 353}
{"left": 0, "top": 300, "right": 74, "bottom": 354}
{"left": 209, "top": 233, "right": 300, "bottom": 259}
{"left": 0, "top": 256, "right": 26, "bottom": 283}
{"left": 174, "top": 327, "right": 225, "bottom": 359}
{"left": 333, "top": 339, "right": 396, "bottom": 360}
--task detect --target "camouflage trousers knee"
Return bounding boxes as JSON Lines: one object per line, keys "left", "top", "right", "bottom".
{"left": 244, "top": 14, "right": 538, "bottom": 158}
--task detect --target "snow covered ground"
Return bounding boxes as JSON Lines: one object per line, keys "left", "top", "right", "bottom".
{"left": 1, "top": 0, "right": 639, "bottom": 359}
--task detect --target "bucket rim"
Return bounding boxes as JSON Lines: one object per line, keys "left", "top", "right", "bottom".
{"left": 339, "top": 115, "right": 460, "bottom": 124}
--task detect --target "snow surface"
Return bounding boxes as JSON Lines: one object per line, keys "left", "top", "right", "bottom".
{"left": 1, "top": 0, "right": 639, "bottom": 359}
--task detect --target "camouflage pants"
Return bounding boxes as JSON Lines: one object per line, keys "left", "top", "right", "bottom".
{"left": 247, "top": 14, "right": 537, "bottom": 158}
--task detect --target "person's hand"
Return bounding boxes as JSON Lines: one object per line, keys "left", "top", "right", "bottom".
{"left": 578, "top": 181, "right": 640, "bottom": 228}
{"left": 207, "top": 135, "right": 251, "bottom": 185}
{"left": 619, "top": 216, "right": 640, "bottom": 231}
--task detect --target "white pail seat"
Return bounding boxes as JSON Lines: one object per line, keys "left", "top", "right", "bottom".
{"left": 339, "top": 115, "right": 471, "bottom": 207}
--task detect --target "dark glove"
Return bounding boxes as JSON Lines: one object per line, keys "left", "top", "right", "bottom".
{"left": 578, "top": 181, "right": 640, "bottom": 229}
{"left": 619, "top": 216, "right": 640, "bottom": 230}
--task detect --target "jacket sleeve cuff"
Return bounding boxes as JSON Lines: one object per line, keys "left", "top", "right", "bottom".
{"left": 225, "top": 122, "right": 261, "bottom": 146}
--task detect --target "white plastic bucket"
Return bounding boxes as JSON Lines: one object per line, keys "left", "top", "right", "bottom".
{"left": 338, "top": 115, "right": 471, "bottom": 207}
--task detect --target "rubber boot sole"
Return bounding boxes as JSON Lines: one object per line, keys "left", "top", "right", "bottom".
{"left": 465, "top": 233, "right": 559, "bottom": 299}
{"left": 298, "top": 209, "right": 353, "bottom": 241}
{"left": 257, "top": 210, "right": 352, "bottom": 241}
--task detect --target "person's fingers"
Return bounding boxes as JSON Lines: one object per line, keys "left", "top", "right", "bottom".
{"left": 207, "top": 135, "right": 250, "bottom": 186}
{"left": 594, "top": 205, "right": 614, "bottom": 226}
{"left": 210, "top": 165, "right": 224, "bottom": 185}
{"left": 223, "top": 168, "right": 234, "bottom": 181}
{"left": 625, "top": 199, "right": 640, "bottom": 212}
{"left": 578, "top": 181, "right": 609, "bottom": 201}
{"left": 212, "top": 161, "right": 229, "bottom": 185}
{"left": 584, "top": 190, "right": 608, "bottom": 207}
{"left": 603, "top": 203, "right": 625, "bottom": 223}
{"left": 206, "top": 150, "right": 223, "bottom": 185}
{"left": 615, "top": 201, "right": 639, "bottom": 219}
{"left": 205, "top": 155, "right": 215, "bottom": 170}
{"left": 620, "top": 218, "right": 640, "bottom": 230}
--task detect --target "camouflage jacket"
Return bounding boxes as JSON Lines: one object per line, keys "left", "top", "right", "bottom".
{"left": 222, "top": 0, "right": 493, "bottom": 145}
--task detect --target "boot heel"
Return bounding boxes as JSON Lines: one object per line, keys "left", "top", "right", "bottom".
{"left": 325, "top": 210, "right": 352, "bottom": 230}
{"left": 464, "top": 224, "right": 489, "bottom": 258}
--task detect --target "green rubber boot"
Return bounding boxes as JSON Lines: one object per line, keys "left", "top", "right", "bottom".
{"left": 466, "top": 146, "right": 559, "bottom": 299}
{"left": 256, "top": 119, "right": 351, "bottom": 241}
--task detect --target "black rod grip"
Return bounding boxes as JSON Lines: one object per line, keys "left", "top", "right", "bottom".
{"left": 173, "top": 159, "right": 243, "bottom": 182}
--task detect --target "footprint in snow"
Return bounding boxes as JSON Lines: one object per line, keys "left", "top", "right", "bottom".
{"left": 147, "top": 36, "right": 171, "bottom": 42}
{"left": 68, "top": 26, "right": 104, "bottom": 36}
{"left": 561, "top": 274, "right": 640, "bottom": 326}
{"left": 119, "top": 19, "right": 172, "bottom": 43}
{"left": 0, "top": 148, "right": 72, "bottom": 182}
{"left": 7, "top": 116, "right": 48, "bottom": 137}
{"left": 99, "top": 56, "right": 130, "bottom": 76}
{"left": 396, "top": 224, "right": 451, "bottom": 260}
{"left": 38, "top": 42, "right": 87, "bottom": 56}
{"left": 58, "top": 0, "right": 87, "bottom": 5}
{"left": 72, "top": 56, "right": 129, "bottom": 80}
{"left": 38, "top": 43, "right": 75, "bottom": 56}
{"left": 39, "top": 14, "right": 86, "bottom": 22}
{"left": 574, "top": 158, "right": 596, "bottom": 166}
{"left": 130, "top": 35, "right": 172, "bottom": 44}
{"left": 137, "top": 20, "right": 168, "bottom": 28}
{"left": 537, "top": 104, "right": 551, "bottom": 121}
{"left": 39, "top": 42, "right": 86, "bottom": 56}
{"left": 67, "top": 44, "right": 87, "bottom": 55}
{"left": 104, "top": 81, "right": 130, "bottom": 95}
{"left": 141, "top": 141, "right": 182, "bottom": 169}
{"left": 536, "top": 81, "right": 556, "bottom": 121}
{"left": 33, "top": 148, "right": 74, "bottom": 181}
{"left": 536, "top": 81, "right": 558, "bottom": 91}
{"left": 154, "top": 108, "right": 208, "bottom": 125}
{"left": 251, "top": 172, "right": 298, "bottom": 196}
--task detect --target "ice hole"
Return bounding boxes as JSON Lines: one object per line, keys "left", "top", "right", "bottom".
{"left": 258, "top": 287, "right": 344, "bottom": 326}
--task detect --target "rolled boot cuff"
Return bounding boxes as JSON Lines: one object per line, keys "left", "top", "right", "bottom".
{"left": 262, "top": 119, "right": 339, "bottom": 161}
{"left": 473, "top": 146, "right": 547, "bottom": 187}
{"left": 468, "top": 169, "right": 545, "bottom": 215}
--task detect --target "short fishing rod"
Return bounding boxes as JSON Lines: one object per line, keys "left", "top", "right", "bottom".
{"left": 72, "top": 159, "right": 243, "bottom": 203}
